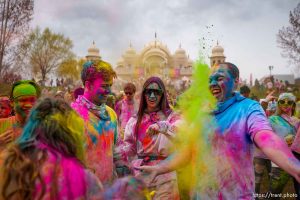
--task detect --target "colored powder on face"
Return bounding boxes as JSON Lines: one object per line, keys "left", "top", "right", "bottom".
{"left": 209, "top": 66, "right": 235, "bottom": 102}
{"left": 172, "top": 57, "right": 219, "bottom": 193}
{"left": 146, "top": 83, "right": 160, "bottom": 90}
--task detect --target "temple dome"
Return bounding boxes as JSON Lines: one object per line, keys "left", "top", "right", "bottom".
{"left": 86, "top": 41, "right": 101, "bottom": 60}
{"left": 210, "top": 41, "right": 226, "bottom": 67}
{"left": 211, "top": 42, "right": 225, "bottom": 57}
{"left": 175, "top": 45, "right": 186, "bottom": 55}
{"left": 144, "top": 48, "right": 167, "bottom": 58}
{"left": 140, "top": 40, "right": 171, "bottom": 57}
{"left": 122, "top": 44, "right": 137, "bottom": 60}
{"left": 125, "top": 44, "right": 137, "bottom": 55}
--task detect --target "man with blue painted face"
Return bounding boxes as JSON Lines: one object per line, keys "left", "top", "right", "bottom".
{"left": 138, "top": 62, "right": 300, "bottom": 199}
{"left": 71, "top": 60, "right": 118, "bottom": 186}
{"left": 208, "top": 62, "right": 282, "bottom": 199}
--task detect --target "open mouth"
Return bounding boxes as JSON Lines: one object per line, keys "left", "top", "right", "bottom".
{"left": 211, "top": 88, "right": 221, "bottom": 96}
{"left": 148, "top": 99, "right": 157, "bottom": 103}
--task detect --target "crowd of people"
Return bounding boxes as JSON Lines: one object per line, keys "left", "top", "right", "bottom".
{"left": 0, "top": 59, "right": 300, "bottom": 200}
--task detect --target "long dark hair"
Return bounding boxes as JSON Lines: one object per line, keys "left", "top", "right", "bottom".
{"left": 1, "top": 98, "right": 85, "bottom": 200}
{"left": 134, "top": 77, "right": 171, "bottom": 137}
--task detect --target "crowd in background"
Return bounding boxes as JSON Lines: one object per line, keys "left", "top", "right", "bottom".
{"left": 0, "top": 60, "right": 300, "bottom": 199}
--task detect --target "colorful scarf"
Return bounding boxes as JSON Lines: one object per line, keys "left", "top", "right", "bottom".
{"left": 76, "top": 95, "right": 110, "bottom": 120}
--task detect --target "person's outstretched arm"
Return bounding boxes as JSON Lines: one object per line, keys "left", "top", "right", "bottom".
{"left": 136, "top": 144, "right": 192, "bottom": 179}
{"left": 254, "top": 130, "right": 300, "bottom": 182}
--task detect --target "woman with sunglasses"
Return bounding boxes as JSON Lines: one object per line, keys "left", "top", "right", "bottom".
{"left": 121, "top": 77, "right": 180, "bottom": 199}
{"left": 268, "top": 93, "right": 300, "bottom": 198}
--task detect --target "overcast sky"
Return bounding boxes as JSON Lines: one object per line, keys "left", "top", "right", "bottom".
{"left": 31, "top": 0, "right": 299, "bottom": 81}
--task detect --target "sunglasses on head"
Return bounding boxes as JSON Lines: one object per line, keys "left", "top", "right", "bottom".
{"left": 144, "top": 89, "right": 163, "bottom": 96}
{"left": 278, "top": 100, "right": 294, "bottom": 106}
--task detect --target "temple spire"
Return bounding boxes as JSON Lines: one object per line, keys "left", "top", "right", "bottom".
{"left": 154, "top": 32, "right": 157, "bottom": 47}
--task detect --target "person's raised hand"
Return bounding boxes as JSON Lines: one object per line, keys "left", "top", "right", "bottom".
{"left": 0, "top": 130, "right": 14, "bottom": 146}
{"left": 265, "top": 90, "right": 277, "bottom": 102}
{"left": 146, "top": 124, "right": 160, "bottom": 136}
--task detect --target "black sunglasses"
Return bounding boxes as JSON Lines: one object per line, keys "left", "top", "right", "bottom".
{"left": 144, "top": 89, "right": 163, "bottom": 96}
{"left": 278, "top": 100, "right": 294, "bottom": 106}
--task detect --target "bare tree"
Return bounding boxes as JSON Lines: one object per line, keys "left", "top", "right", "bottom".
{"left": 17, "top": 27, "right": 75, "bottom": 85}
{"left": 277, "top": 3, "right": 300, "bottom": 67}
{"left": 0, "top": 0, "right": 34, "bottom": 77}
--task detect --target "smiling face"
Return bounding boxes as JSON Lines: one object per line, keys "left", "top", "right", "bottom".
{"left": 209, "top": 64, "right": 238, "bottom": 102}
{"left": 14, "top": 95, "right": 37, "bottom": 119}
{"left": 85, "top": 76, "right": 112, "bottom": 106}
{"left": 278, "top": 98, "right": 294, "bottom": 116}
{"left": 144, "top": 82, "right": 163, "bottom": 112}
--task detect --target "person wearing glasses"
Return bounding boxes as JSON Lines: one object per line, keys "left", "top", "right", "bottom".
{"left": 268, "top": 93, "right": 300, "bottom": 198}
{"left": 71, "top": 60, "right": 118, "bottom": 186}
{"left": 0, "top": 80, "right": 40, "bottom": 151}
{"left": 114, "top": 83, "right": 139, "bottom": 177}
{"left": 120, "top": 77, "right": 181, "bottom": 199}
{"left": 115, "top": 82, "right": 138, "bottom": 140}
